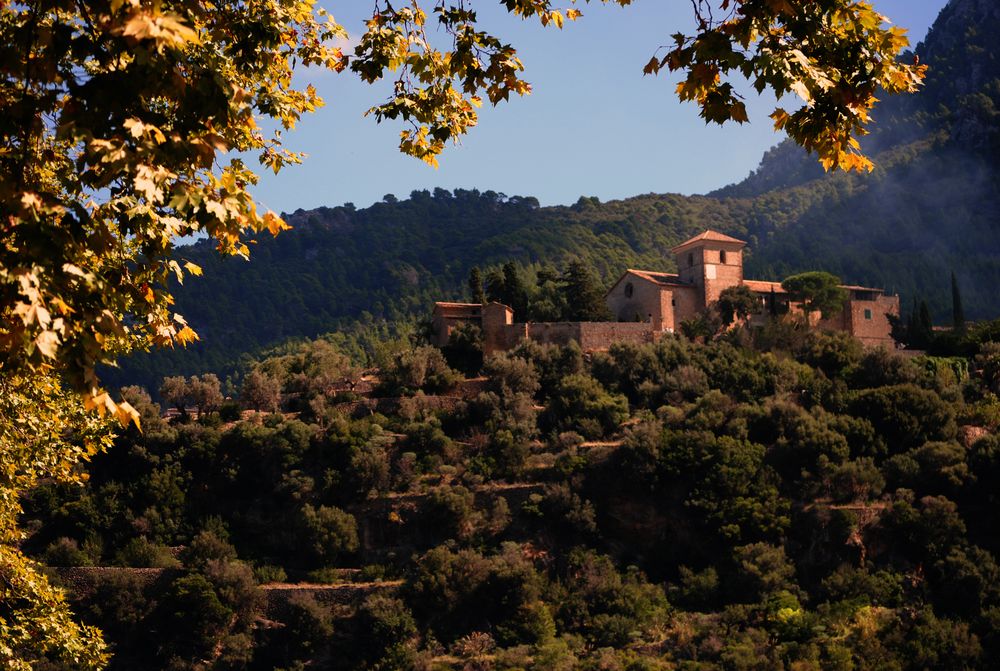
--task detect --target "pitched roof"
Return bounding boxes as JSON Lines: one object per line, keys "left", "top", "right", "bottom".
{"left": 840, "top": 284, "right": 886, "bottom": 293}
{"left": 625, "top": 269, "right": 694, "bottom": 287}
{"left": 742, "top": 281, "right": 887, "bottom": 295}
{"left": 671, "top": 229, "right": 747, "bottom": 253}
{"left": 605, "top": 269, "right": 693, "bottom": 297}
{"left": 433, "top": 302, "right": 484, "bottom": 316}
{"left": 434, "top": 301, "right": 482, "bottom": 308}
{"left": 743, "top": 280, "right": 787, "bottom": 294}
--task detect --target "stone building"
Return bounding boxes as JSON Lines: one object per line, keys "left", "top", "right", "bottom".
{"left": 606, "top": 230, "right": 899, "bottom": 347}
{"left": 433, "top": 229, "right": 900, "bottom": 353}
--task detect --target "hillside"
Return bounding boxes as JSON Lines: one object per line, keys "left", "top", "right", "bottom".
{"left": 28, "top": 328, "right": 1000, "bottom": 669}
{"left": 111, "top": 0, "right": 1000, "bottom": 391}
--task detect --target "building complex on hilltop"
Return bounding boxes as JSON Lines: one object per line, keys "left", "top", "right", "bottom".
{"left": 433, "top": 230, "right": 900, "bottom": 354}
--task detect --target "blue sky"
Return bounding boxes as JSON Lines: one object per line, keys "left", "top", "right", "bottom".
{"left": 252, "top": 1, "right": 949, "bottom": 215}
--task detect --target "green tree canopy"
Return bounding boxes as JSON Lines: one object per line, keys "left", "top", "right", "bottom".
{"left": 560, "top": 260, "right": 612, "bottom": 322}
{"left": 781, "top": 271, "right": 848, "bottom": 320}
{"left": 717, "top": 285, "right": 759, "bottom": 325}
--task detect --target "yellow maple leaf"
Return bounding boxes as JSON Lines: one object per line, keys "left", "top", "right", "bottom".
{"left": 263, "top": 211, "right": 291, "bottom": 236}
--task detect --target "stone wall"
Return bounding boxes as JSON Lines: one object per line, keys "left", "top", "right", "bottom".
{"left": 351, "top": 483, "right": 546, "bottom": 558}
{"left": 261, "top": 581, "right": 401, "bottom": 614}
{"left": 669, "top": 285, "right": 700, "bottom": 330}
{"left": 811, "top": 293, "right": 901, "bottom": 348}
{"left": 334, "top": 395, "right": 466, "bottom": 419}
{"left": 50, "top": 566, "right": 180, "bottom": 598}
{"left": 606, "top": 273, "right": 665, "bottom": 328}
{"left": 490, "top": 321, "right": 659, "bottom": 353}
{"left": 525, "top": 322, "right": 582, "bottom": 347}
{"left": 676, "top": 242, "right": 745, "bottom": 310}
{"left": 50, "top": 566, "right": 398, "bottom": 617}
{"left": 845, "top": 294, "right": 900, "bottom": 347}
{"left": 575, "top": 322, "right": 659, "bottom": 350}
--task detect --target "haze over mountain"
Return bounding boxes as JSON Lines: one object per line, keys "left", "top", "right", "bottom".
{"left": 113, "top": 0, "right": 1000, "bottom": 391}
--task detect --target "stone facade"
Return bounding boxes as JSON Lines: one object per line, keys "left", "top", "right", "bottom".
{"left": 433, "top": 229, "right": 900, "bottom": 353}
{"left": 604, "top": 230, "right": 899, "bottom": 343}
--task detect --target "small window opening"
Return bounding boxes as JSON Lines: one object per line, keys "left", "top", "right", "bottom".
{"left": 624, "top": 282, "right": 634, "bottom": 298}
{"left": 864, "top": 308, "right": 873, "bottom": 320}
{"left": 688, "top": 252, "right": 694, "bottom": 268}
{"left": 720, "top": 250, "right": 727, "bottom": 264}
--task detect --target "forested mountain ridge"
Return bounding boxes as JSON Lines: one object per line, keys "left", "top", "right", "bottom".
{"left": 112, "top": 0, "right": 1000, "bottom": 391}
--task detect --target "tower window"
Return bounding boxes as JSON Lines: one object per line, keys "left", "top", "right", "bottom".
{"left": 688, "top": 252, "right": 694, "bottom": 268}
{"left": 720, "top": 250, "right": 727, "bottom": 264}
{"left": 624, "top": 282, "right": 634, "bottom": 298}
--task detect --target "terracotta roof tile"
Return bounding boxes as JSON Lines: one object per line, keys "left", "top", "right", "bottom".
{"left": 626, "top": 269, "right": 693, "bottom": 287}
{"left": 671, "top": 229, "right": 747, "bottom": 252}
{"left": 434, "top": 302, "right": 483, "bottom": 308}
{"left": 743, "top": 280, "right": 787, "bottom": 294}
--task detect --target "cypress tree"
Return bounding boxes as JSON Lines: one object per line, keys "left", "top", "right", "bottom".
{"left": 468, "top": 267, "right": 485, "bottom": 304}
{"left": 484, "top": 269, "right": 505, "bottom": 304}
{"left": 951, "top": 271, "right": 966, "bottom": 332}
{"left": 502, "top": 262, "right": 530, "bottom": 318}
{"left": 907, "top": 298, "right": 919, "bottom": 345}
{"left": 917, "top": 300, "right": 934, "bottom": 348}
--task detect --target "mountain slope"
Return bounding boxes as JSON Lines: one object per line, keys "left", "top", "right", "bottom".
{"left": 111, "top": 0, "right": 1000, "bottom": 391}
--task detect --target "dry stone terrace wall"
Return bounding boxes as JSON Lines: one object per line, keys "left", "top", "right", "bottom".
{"left": 350, "top": 483, "right": 546, "bottom": 557}
{"left": 49, "top": 567, "right": 400, "bottom": 616}
{"left": 51, "top": 566, "right": 182, "bottom": 598}
{"left": 261, "top": 581, "right": 402, "bottom": 613}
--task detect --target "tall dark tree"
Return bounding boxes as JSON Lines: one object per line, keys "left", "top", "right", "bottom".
{"left": 485, "top": 269, "right": 505, "bottom": 306}
{"left": 908, "top": 298, "right": 920, "bottom": 345}
{"left": 952, "top": 272, "right": 966, "bottom": 333}
{"left": 502, "top": 262, "right": 530, "bottom": 319}
{"left": 561, "top": 260, "right": 611, "bottom": 322}
{"left": 468, "top": 267, "right": 486, "bottom": 305}
{"left": 913, "top": 300, "right": 935, "bottom": 349}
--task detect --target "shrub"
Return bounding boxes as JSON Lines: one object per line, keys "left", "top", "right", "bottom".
{"left": 543, "top": 374, "right": 629, "bottom": 439}
{"left": 114, "top": 537, "right": 180, "bottom": 568}
{"left": 41, "top": 537, "right": 94, "bottom": 567}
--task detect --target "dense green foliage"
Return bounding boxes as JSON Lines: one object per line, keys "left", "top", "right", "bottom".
{"left": 24, "top": 313, "right": 1000, "bottom": 669}
{"left": 109, "top": 0, "right": 1000, "bottom": 394}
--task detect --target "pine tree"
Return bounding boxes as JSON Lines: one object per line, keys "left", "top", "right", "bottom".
{"left": 468, "top": 267, "right": 485, "bottom": 304}
{"left": 951, "top": 271, "right": 966, "bottom": 333}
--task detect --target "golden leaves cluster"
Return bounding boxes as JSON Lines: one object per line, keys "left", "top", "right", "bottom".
{"left": 644, "top": 0, "right": 926, "bottom": 172}
{"left": 0, "top": 1, "right": 347, "bottom": 418}
{"left": 0, "top": 372, "right": 115, "bottom": 669}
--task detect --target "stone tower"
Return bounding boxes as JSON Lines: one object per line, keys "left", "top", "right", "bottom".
{"left": 671, "top": 230, "right": 746, "bottom": 310}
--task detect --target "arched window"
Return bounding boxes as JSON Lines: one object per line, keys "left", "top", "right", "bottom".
{"left": 624, "top": 282, "right": 634, "bottom": 298}
{"left": 720, "top": 250, "right": 727, "bottom": 264}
